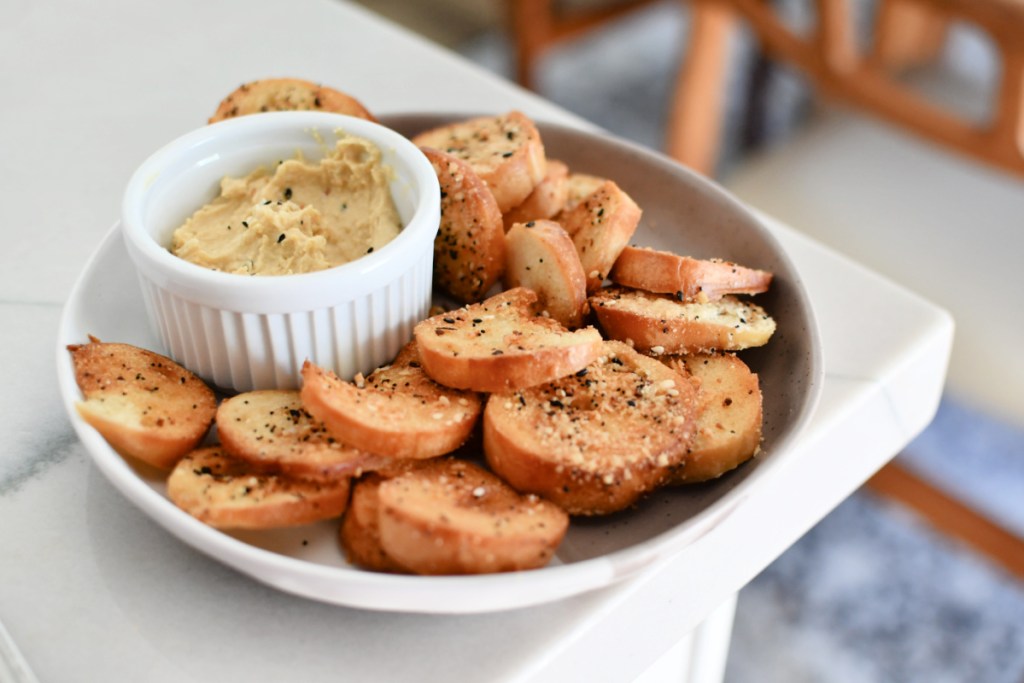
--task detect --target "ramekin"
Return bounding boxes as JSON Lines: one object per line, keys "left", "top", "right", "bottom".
{"left": 121, "top": 111, "right": 440, "bottom": 393}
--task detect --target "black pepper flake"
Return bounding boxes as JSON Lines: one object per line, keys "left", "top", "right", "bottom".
{"left": 501, "top": 151, "right": 514, "bottom": 158}
{"left": 366, "top": 246, "right": 374, "bottom": 253}
{"left": 241, "top": 221, "right": 249, "bottom": 228}
{"left": 277, "top": 233, "right": 286, "bottom": 244}
{"left": 283, "top": 187, "right": 293, "bottom": 200}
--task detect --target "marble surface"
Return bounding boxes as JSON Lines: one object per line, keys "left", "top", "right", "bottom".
{"left": 0, "top": 1, "right": 954, "bottom": 681}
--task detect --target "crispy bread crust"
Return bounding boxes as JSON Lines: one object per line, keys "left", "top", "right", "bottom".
{"left": 502, "top": 159, "right": 569, "bottom": 230}
{"left": 414, "top": 287, "right": 604, "bottom": 393}
{"left": 412, "top": 111, "right": 547, "bottom": 212}
{"left": 590, "top": 287, "right": 776, "bottom": 354}
{"left": 216, "top": 389, "right": 387, "bottom": 480}
{"left": 299, "top": 343, "right": 482, "bottom": 459}
{"left": 664, "top": 353, "right": 763, "bottom": 483}
{"left": 558, "top": 180, "right": 642, "bottom": 292}
{"left": 483, "top": 341, "right": 699, "bottom": 515}
{"left": 422, "top": 147, "right": 506, "bottom": 303}
{"left": 609, "top": 246, "right": 773, "bottom": 301}
{"left": 376, "top": 458, "right": 569, "bottom": 574}
{"left": 68, "top": 341, "right": 216, "bottom": 469}
{"left": 167, "top": 447, "right": 351, "bottom": 529}
{"left": 503, "top": 219, "right": 588, "bottom": 329}
{"left": 208, "top": 78, "right": 377, "bottom": 123}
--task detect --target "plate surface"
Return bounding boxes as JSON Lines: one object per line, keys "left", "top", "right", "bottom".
{"left": 56, "top": 115, "right": 822, "bottom": 614}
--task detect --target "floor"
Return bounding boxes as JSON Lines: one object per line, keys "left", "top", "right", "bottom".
{"left": 355, "top": 2, "right": 1024, "bottom": 680}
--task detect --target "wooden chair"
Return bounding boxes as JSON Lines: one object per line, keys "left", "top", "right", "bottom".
{"left": 508, "top": 0, "right": 1024, "bottom": 579}
{"left": 667, "top": 0, "right": 1024, "bottom": 579}
{"left": 668, "top": 0, "right": 1024, "bottom": 178}
{"left": 508, "top": 0, "right": 665, "bottom": 89}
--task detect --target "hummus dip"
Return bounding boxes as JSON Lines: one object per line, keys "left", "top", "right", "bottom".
{"left": 170, "top": 135, "right": 402, "bottom": 275}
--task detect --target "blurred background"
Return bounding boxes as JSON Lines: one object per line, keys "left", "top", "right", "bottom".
{"left": 352, "top": 1, "right": 1024, "bottom": 681}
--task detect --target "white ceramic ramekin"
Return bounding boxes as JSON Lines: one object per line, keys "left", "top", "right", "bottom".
{"left": 121, "top": 111, "right": 440, "bottom": 393}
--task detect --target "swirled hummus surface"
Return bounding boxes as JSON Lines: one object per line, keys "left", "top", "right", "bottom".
{"left": 170, "top": 136, "right": 402, "bottom": 275}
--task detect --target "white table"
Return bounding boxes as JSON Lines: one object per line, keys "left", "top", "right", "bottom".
{"left": 0, "top": 1, "right": 952, "bottom": 681}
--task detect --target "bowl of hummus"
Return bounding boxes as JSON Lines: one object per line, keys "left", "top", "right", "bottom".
{"left": 121, "top": 111, "right": 441, "bottom": 392}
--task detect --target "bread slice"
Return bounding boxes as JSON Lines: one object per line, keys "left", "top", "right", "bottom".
{"left": 216, "top": 389, "right": 388, "bottom": 480}
{"left": 663, "top": 353, "right": 763, "bottom": 483}
{"left": 300, "top": 342, "right": 482, "bottom": 460}
{"left": 414, "top": 287, "right": 603, "bottom": 393}
{"left": 67, "top": 340, "right": 216, "bottom": 469}
{"left": 558, "top": 180, "right": 642, "bottom": 292}
{"left": 609, "top": 246, "right": 773, "bottom": 301}
{"left": 502, "top": 159, "right": 569, "bottom": 230}
{"left": 503, "top": 219, "right": 588, "bottom": 329}
{"left": 483, "top": 340, "right": 699, "bottom": 515}
{"left": 558, "top": 173, "right": 607, "bottom": 215}
{"left": 375, "top": 457, "right": 569, "bottom": 574}
{"left": 412, "top": 111, "right": 547, "bottom": 212}
{"left": 167, "top": 446, "right": 351, "bottom": 529}
{"left": 339, "top": 471, "right": 411, "bottom": 573}
{"left": 422, "top": 147, "right": 506, "bottom": 303}
{"left": 208, "top": 78, "right": 377, "bottom": 123}
{"left": 589, "top": 287, "right": 776, "bottom": 354}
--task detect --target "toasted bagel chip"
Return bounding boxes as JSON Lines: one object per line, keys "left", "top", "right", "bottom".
{"left": 590, "top": 287, "right": 776, "bottom": 354}
{"left": 414, "top": 287, "right": 603, "bottom": 393}
{"left": 300, "top": 342, "right": 482, "bottom": 460}
{"left": 502, "top": 159, "right": 569, "bottom": 230}
{"left": 663, "top": 353, "right": 763, "bottom": 483}
{"left": 422, "top": 147, "right": 506, "bottom": 303}
{"left": 610, "top": 246, "right": 773, "bottom": 301}
{"left": 376, "top": 458, "right": 569, "bottom": 574}
{"left": 340, "top": 471, "right": 412, "bottom": 573}
{"left": 208, "top": 78, "right": 376, "bottom": 123}
{"left": 216, "top": 389, "right": 387, "bottom": 480}
{"left": 558, "top": 180, "right": 641, "bottom": 292}
{"left": 504, "top": 219, "right": 587, "bottom": 329}
{"left": 68, "top": 340, "right": 216, "bottom": 469}
{"left": 167, "top": 447, "right": 351, "bottom": 529}
{"left": 484, "top": 341, "right": 699, "bottom": 515}
{"left": 412, "top": 111, "right": 547, "bottom": 212}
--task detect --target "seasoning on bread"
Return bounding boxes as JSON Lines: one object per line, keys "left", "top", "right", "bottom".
{"left": 300, "top": 342, "right": 482, "bottom": 460}
{"left": 557, "top": 180, "right": 642, "bottom": 292}
{"left": 503, "top": 219, "right": 588, "bottom": 329}
{"left": 414, "top": 287, "right": 604, "bottom": 393}
{"left": 216, "top": 389, "right": 388, "bottom": 480}
{"left": 167, "top": 446, "right": 351, "bottom": 529}
{"left": 483, "top": 341, "right": 699, "bottom": 515}
{"left": 68, "top": 339, "right": 216, "bottom": 470}
{"left": 557, "top": 173, "right": 607, "bottom": 216}
{"left": 589, "top": 287, "right": 776, "bottom": 354}
{"left": 663, "top": 353, "right": 763, "bottom": 484}
{"left": 412, "top": 111, "right": 547, "bottom": 213}
{"left": 374, "top": 458, "right": 569, "bottom": 574}
{"left": 609, "top": 246, "right": 773, "bottom": 301}
{"left": 421, "top": 147, "right": 506, "bottom": 303}
{"left": 502, "top": 159, "right": 569, "bottom": 230}
{"left": 208, "top": 78, "right": 377, "bottom": 124}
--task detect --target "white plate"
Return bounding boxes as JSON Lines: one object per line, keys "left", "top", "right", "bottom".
{"left": 56, "top": 117, "right": 822, "bottom": 614}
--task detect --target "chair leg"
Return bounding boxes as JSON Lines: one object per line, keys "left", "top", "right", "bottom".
{"left": 509, "top": 0, "right": 555, "bottom": 90}
{"left": 866, "top": 461, "right": 1024, "bottom": 579}
{"left": 666, "top": 0, "right": 737, "bottom": 175}
{"left": 870, "top": 0, "right": 949, "bottom": 72}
